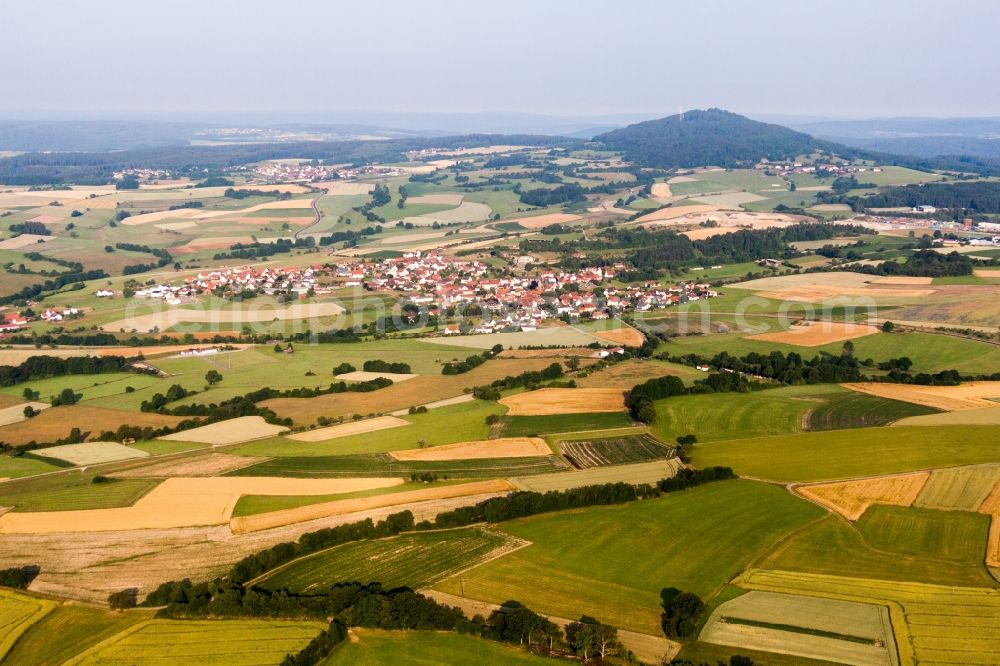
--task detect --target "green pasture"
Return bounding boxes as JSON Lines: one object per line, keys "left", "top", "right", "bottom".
{"left": 0, "top": 473, "right": 157, "bottom": 512}
{"left": 691, "top": 425, "right": 1000, "bottom": 482}
{"left": 433, "top": 480, "right": 824, "bottom": 635}
{"left": 329, "top": 628, "right": 555, "bottom": 665}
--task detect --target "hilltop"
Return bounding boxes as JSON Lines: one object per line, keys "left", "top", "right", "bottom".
{"left": 594, "top": 108, "right": 845, "bottom": 169}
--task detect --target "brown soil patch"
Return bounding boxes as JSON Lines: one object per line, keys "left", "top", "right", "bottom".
{"left": 264, "top": 358, "right": 559, "bottom": 424}
{"left": 869, "top": 276, "right": 934, "bottom": 285}
{"left": 974, "top": 269, "right": 1000, "bottom": 278}
{"left": 287, "top": 416, "right": 410, "bottom": 442}
{"left": 635, "top": 205, "right": 719, "bottom": 223}
{"left": 499, "top": 388, "right": 625, "bottom": 416}
{"left": 231, "top": 479, "right": 513, "bottom": 534}
{"left": 591, "top": 326, "right": 645, "bottom": 347}
{"left": 158, "top": 416, "right": 289, "bottom": 445}
{"left": 576, "top": 360, "right": 689, "bottom": 389}
{"left": 980, "top": 481, "right": 1000, "bottom": 567}
{"left": 748, "top": 322, "right": 880, "bottom": 347}
{"left": 506, "top": 213, "right": 581, "bottom": 230}
{"left": 0, "top": 477, "right": 403, "bottom": 534}
{"left": 841, "top": 382, "right": 1000, "bottom": 412}
{"left": 0, "top": 405, "right": 182, "bottom": 446}
{"left": 112, "top": 453, "right": 267, "bottom": 478}
{"left": 389, "top": 437, "right": 550, "bottom": 461}
{"left": 795, "top": 473, "right": 929, "bottom": 520}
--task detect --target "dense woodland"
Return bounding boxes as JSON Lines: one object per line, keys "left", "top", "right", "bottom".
{"left": 849, "top": 180, "right": 1000, "bottom": 213}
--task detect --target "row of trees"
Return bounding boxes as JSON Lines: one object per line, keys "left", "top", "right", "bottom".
{"left": 471, "top": 362, "right": 564, "bottom": 400}
{"left": 0, "top": 355, "right": 134, "bottom": 387}
{"left": 441, "top": 345, "right": 504, "bottom": 375}
{"left": 361, "top": 359, "right": 411, "bottom": 374}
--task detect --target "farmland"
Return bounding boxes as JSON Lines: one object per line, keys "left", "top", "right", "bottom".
{"left": 559, "top": 434, "right": 673, "bottom": 468}
{"left": 64, "top": 619, "right": 325, "bottom": 665}
{"left": 331, "top": 628, "right": 557, "bottom": 665}
{"left": 915, "top": 465, "right": 1000, "bottom": 511}
{"left": 0, "top": 588, "right": 56, "bottom": 659}
{"left": 228, "top": 453, "right": 567, "bottom": 479}
{"left": 690, "top": 425, "right": 1000, "bottom": 482}
{"left": 500, "top": 411, "right": 635, "bottom": 437}
{"left": 433, "top": 481, "right": 825, "bottom": 635}
{"left": 258, "top": 528, "right": 524, "bottom": 592}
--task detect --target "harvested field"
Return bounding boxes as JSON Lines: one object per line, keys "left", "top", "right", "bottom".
{"left": 389, "top": 437, "right": 550, "bottom": 461}
{"left": 498, "top": 347, "right": 593, "bottom": 359}
{"left": 634, "top": 204, "right": 718, "bottom": 223}
{"left": 560, "top": 434, "right": 672, "bottom": 469}
{"left": 842, "top": 381, "right": 1000, "bottom": 412}
{"left": 257, "top": 528, "right": 526, "bottom": 592}
{"left": 119, "top": 198, "right": 314, "bottom": 226}
{"left": 795, "top": 472, "right": 929, "bottom": 520}
{"left": 230, "top": 479, "right": 513, "bottom": 533}
{"left": 335, "top": 370, "right": 417, "bottom": 383}
{"left": 870, "top": 276, "right": 934, "bottom": 285}
{"left": 0, "top": 476, "right": 403, "bottom": 533}
{"left": 650, "top": 182, "right": 672, "bottom": 199}
{"left": 408, "top": 201, "right": 492, "bottom": 225}
{"left": 499, "top": 387, "right": 625, "bottom": 415}
{"left": 894, "top": 405, "right": 1000, "bottom": 426}
{"left": 427, "top": 326, "right": 601, "bottom": 350}
{"left": 33, "top": 442, "right": 148, "bottom": 466}
{"left": 0, "top": 401, "right": 49, "bottom": 426}
{"left": 287, "top": 416, "right": 409, "bottom": 442}
{"left": 758, "top": 285, "right": 935, "bottom": 302}
{"left": 504, "top": 213, "right": 581, "bottom": 230}
{"left": 974, "top": 269, "right": 1000, "bottom": 278}
{"left": 26, "top": 214, "right": 62, "bottom": 224}
{"left": 0, "top": 234, "right": 55, "bottom": 250}
{"left": 64, "top": 619, "right": 325, "bottom": 666}
{"left": 263, "top": 358, "right": 561, "bottom": 424}
{"left": 700, "top": 590, "right": 897, "bottom": 666}
{"left": 915, "top": 465, "right": 1000, "bottom": 512}
{"left": 100, "top": 302, "right": 344, "bottom": 333}
{"left": 736, "top": 271, "right": 891, "bottom": 291}
{"left": 310, "top": 181, "right": 373, "bottom": 195}
{"left": 0, "top": 406, "right": 182, "bottom": 446}
{"left": 111, "top": 453, "right": 266, "bottom": 478}
{"left": 511, "top": 459, "right": 681, "bottom": 492}
{"left": 154, "top": 220, "right": 197, "bottom": 231}
{"left": 591, "top": 326, "right": 645, "bottom": 347}
{"left": 406, "top": 193, "right": 464, "bottom": 206}
{"left": 575, "top": 359, "right": 700, "bottom": 389}
{"left": 158, "top": 416, "right": 289, "bottom": 445}
{"left": 747, "top": 321, "right": 880, "bottom": 347}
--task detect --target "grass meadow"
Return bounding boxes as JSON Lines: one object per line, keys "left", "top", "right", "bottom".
{"left": 329, "top": 628, "right": 555, "bottom": 665}
{"left": 690, "top": 426, "right": 1000, "bottom": 482}
{"left": 433, "top": 480, "right": 824, "bottom": 635}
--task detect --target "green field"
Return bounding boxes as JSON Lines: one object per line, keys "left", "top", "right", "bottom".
{"left": 434, "top": 480, "right": 825, "bottom": 634}
{"left": 328, "top": 628, "right": 555, "bottom": 665}
{"left": 500, "top": 412, "right": 635, "bottom": 437}
{"left": 559, "top": 434, "right": 672, "bottom": 468}
{"left": 232, "top": 400, "right": 503, "bottom": 458}
{"left": 0, "top": 588, "right": 56, "bottom": 659}
{"left": 0, "top": 474, "right": 158, "bottom": 511}
{"left": 258, "top": 528, "right": 518, "bottom": 592}
{"left": 229, "top": 453, "right": 567, "bottom": 479}
{"left": 65, "top": 619, "right": 325, "bottom": 665}
{"left": 231, "top": 481, "right": 464, "bottom": 518}
{"left": 4, "top": 602, "right": 152, "bottom": 665}
{"left": 690, "top": 425, "right": 1000, "bottom": 482}
{"left": 760, "top": 507, "right": 995, "bottom": 588}
{"left": 0, "top": 453, "right": 65, "bottom": 479}
{"left": 1, "top": 372, "right": 162, "bottom": 405}
{"left": 914, "top": 465, "right": 1000, "bottom": 511}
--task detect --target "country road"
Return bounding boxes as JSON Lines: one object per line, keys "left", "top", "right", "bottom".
{"left": 293, "top": 189, "right": 326, "bottom": 239}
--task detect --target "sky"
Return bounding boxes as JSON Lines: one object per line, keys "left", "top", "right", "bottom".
{"left": 1, "top": 0, "right": 998, "bottom": 122}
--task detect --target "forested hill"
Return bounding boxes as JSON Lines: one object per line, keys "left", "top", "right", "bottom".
{"left": 593, "top": 109, "right": 844, "bottom": 168}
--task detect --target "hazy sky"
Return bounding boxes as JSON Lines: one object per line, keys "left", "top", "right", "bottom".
{"left": 1, "top": 0, "right": 998, "bottom": 121}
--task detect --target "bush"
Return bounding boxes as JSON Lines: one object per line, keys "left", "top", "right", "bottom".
{"left": 108, "top": 589, "right": 137, "bottom": 610}
{"left": 0, "top": 566, "right": 39, "bottom": 589}
{"left": 660, "top": 588, "right": 704, "bottom": 640}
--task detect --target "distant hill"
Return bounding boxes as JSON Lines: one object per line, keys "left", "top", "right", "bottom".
{"left": 789, "top": 117, "right": 1000, "bottom": 160}
{"left": 593, "top": 109, "right": 843, "bottom": 168}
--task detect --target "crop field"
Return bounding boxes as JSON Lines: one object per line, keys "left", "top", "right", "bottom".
{"left": 3, "top": 603, "right": 152, "bottom": 666}
{"left": 747, "top": 321, "right": 879, "bottom": 347}
{"left": 159, "top": 416, "right": 289, "bottom": 445}
{"left": 112, "top": 452, "right": 265, "bottom": 478}
{"left": 433, "top": 481, "right": 825, "bottom": 635}
{"left": 915, "top": 465, "right": 1000, "bottom": 512}
{"left": 574, "top": 359, "right": 704, "bottom": 388}
{"left": 795, "top": 472, "right": 929, "bottom": 520}
{"left": 0, "top": 401, "right": 49, "bottom": 427}
{"left": 64, "top": 619, "right": 325, "bottom": 666}
{"left": 0, "top": 588, "right": 56, "bottom": 659}
{"left": 0, "top": 476, "right": 402, "bottom": 533}
{"left": 759, "top": 506, "right": 995, "bottom": 588}
{"left": 805, "top": 391, "right": 938, "bottom": 430}
{"left": 230, "top": 479, "right": 513, "bottom": 534}
{"left": 258, "top": 528, "right": 524, "bottom": 592}
{"left": 389, "top": 437, "right": 551, "bottom": 461}
{"left": 32, "top": 441, "right": 149, "bottom": 466}
{"left": 841, "top": 381, "right": 1000, "bottom": 412}
{"left": 286, "top": 416, "right": 410, "bottom": 442}
{"left": 0, "top": 453, "right": 65, "bottom": 479}
{"left": 332, "top": 628, "right": 556, "bottom": 665}
{"left": 499, "top": 388, "right": 625, "bottom": 416}
{"left": 0, "top": 404, "right": 182, "bottom": 446}
{"left": 0, "top": 474, "right": 159, "bottom": 512}
{"left": 559, "top": 434, "right": 673, "bottom": 469}
{"left": 699, "top": 590, "right": 897, "bottom": 666}
{"left": 736, "top": 570, "right": 1000, "bottom": 666}
{"left": 235, "top": 400, "right": 502, "bottom": 457}
{"left": 690, "top": 425, "right": 1000, "bottom": 483}
{"left": 0, "top": 372, "right": 162, "bottom": 404}
{"left": 425, "top": 326, "right": 603, "bottom": 350}
{"left": 229, "top": 452, "right": 567, "bottom": 479}
{"left": 511, "top": 458, "right": 681, "bottom": 492}
{"left": 500, "top": 411, "right": 636, "bottom": 437}
{"left": 893, "top": 406, "right": 1000, "bottom": 426}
